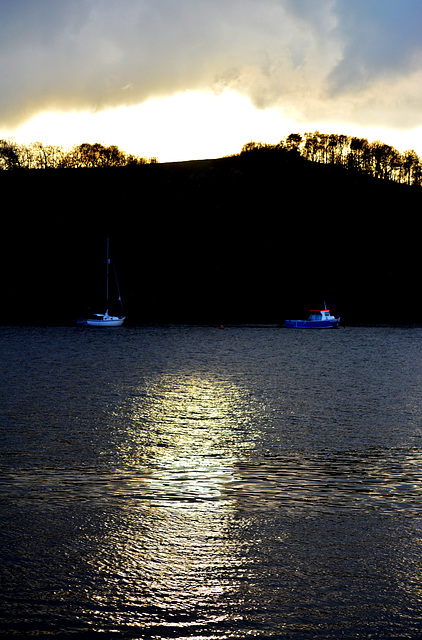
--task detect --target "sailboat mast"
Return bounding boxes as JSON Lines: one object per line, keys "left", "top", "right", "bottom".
{"left": 106, "top": 237, "right": 110, "bottom": 307}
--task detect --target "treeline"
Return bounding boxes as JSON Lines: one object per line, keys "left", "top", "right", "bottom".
{"left": 241, "top": 132, "right": 422, "bottom": 187}
{"left": 2, "top": 131, "right": 421, "bottom": 186}
{"left": 0, "top": 139, "right": 157, "bottom": 170}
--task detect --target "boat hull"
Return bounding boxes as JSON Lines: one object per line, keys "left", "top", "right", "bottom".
{"left": 78, "top": 316, "right": 125, "bottom": 327}
{"left": 285, "top": 319, "right": 340, "bottom": 329}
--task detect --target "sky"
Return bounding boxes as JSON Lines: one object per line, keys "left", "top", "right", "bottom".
{"left": 1, "top": 0, "right": 422, "bottom": 163}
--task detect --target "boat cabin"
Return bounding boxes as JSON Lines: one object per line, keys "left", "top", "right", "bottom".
{"left": 307, "top": 309, "right": 334, "bottom": 321}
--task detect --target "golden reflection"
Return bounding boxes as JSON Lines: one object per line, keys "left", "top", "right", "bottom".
{"left": 82, "top": 500, "right": 246, "bottom": 633}
{"left": 82, "top": 372, "right": 255, "bottom": 632}
{"left": 114, "top": 372, "right": 256, "bottom": 504}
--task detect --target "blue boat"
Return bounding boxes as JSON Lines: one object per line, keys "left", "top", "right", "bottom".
{"left": 285, "top": 305, "right": 340, "bottom": 329}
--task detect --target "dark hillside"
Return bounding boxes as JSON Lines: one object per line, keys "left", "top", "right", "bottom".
{"left": 1, "top": 150, "right": 421, "bottom": 325}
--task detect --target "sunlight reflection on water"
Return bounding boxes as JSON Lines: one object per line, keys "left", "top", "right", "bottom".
{"left": 1, "top": 326, "right": 422, "bottom": 638}
{"left": 78, "top": 500, "right": 242, "bottom": 634}
{"left": 114, "top": 372, "right": 257, "bottom": 504}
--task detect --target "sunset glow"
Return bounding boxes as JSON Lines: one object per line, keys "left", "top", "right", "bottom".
{"left": 7, "top": 91, "right": 293, "bottom": 163}
{"left": 5, "top": 90, "right": 422, "bottom": 164}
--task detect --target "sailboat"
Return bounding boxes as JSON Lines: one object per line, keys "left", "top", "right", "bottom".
{"left": 78, "top": 238, "right": 126, "bottom": 327}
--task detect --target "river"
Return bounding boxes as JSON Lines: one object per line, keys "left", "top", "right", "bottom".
{"left": 1, "top": 325, "right": 421, "bottom": 638}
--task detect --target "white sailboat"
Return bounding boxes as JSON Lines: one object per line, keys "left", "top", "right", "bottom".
{"left": 78, "top": 238, "right": 126, "bottom": 327}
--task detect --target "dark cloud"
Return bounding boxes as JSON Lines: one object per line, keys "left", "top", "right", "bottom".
{"left": 0, "top": 0, "right": 421, "bottom": 130}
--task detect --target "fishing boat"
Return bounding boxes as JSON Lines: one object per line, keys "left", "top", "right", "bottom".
{"left": 285, "top": 304, "right": 340, "bottom": 329}
{"left": 77, "top": 238, "right": 126, "bottom": 327}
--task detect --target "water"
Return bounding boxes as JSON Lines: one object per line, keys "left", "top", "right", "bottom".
{"left": 1, "top": 325, "right": 422, "bottom": 638}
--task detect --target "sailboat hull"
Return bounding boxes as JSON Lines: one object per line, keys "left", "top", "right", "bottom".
{"left": 80, "top": 315, "right": 125, "bottom": 327}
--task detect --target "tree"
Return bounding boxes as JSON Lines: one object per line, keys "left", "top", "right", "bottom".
{"left": 240, "top": 141, "right": 264, "bottom": 154}
{"left": 28, "top": 142, "right": 65, "bottom": 169}
{"left": 335, "top": 134, "right": 350, "bottom": 167}
{"left": 0, "top": 139, "right": 22, "bottom": 169}
{"left": 303, "top": 132, "right": 318, "bottom": 162}
{"left": 285, "top": 133, "right": 302, "bottom": 153}
{"left": 367, "top": 141, "right": 398, "bottom": 180}
{"left": 59, "top": 142, "right": 150, "bottom": 168}
{"left": 402, "top": 150, "right": 420, "bottom": 186}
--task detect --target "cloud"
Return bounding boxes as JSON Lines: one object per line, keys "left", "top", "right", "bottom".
{"left": 331, "top": 0, "right": 422, "bottom": 85}
{"left": 0, "top": 0, "right": 421, "bottom": 131}
{"left": 325, "top": 0, "right": 422, "bottom": 127}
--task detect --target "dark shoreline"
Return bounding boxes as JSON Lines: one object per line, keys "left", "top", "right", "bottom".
{"left": 2, "top": 151, "right": 421, "bottom": 327}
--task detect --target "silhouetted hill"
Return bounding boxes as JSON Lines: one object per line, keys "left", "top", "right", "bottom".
{"left": 1, "top": 150, "right": 421, "bottom": 325}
